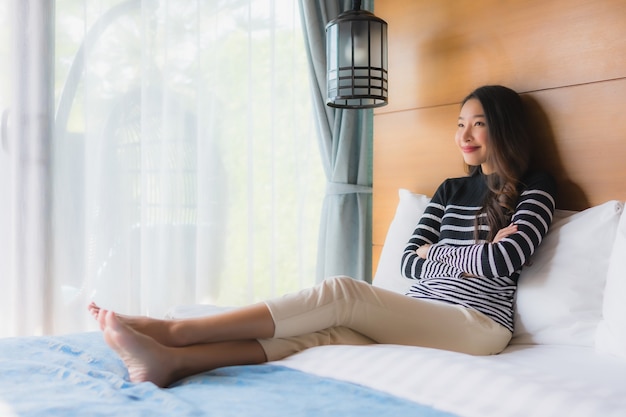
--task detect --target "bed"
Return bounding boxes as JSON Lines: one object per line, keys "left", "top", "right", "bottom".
{"left": 3, "top": 200, "right": 626, "bottom": 417}
{"left": 3, "top": 198, "right": 626, "bottom": 417}
{"left": 3, "top": 0, "right": 626, "bottom": 416}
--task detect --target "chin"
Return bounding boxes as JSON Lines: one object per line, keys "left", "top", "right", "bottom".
{"left": 463, "top": 159, "right": 481, "bottom": 167}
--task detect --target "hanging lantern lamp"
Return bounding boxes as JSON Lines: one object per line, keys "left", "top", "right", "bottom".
{"left": 325, "top": 0, "right": 388, "bottom": 109}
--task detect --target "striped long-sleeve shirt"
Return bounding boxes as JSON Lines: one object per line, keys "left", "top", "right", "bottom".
{"left": 401, "top": 170, "right": 556, "bottom": 332}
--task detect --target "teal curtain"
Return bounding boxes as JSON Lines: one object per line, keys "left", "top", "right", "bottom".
{"left": 298, "top": 0, "right": 374, "bottom": 283}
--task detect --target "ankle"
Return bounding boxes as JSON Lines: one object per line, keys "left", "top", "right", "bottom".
{"left": 168, "top": 320, "right": 191, "bottom": 347}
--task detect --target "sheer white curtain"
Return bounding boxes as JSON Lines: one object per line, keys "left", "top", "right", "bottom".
{"left": 0, "top": 0, "right": 323, "bottom": 337}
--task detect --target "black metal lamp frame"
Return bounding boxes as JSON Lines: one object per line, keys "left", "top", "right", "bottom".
{"left": 325, "top": 0, "right": 388, "bottom": 109}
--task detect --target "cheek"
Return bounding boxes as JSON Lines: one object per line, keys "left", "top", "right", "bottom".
{"left": 476, "top": 132, "right": 489, "bottom": 147}
{"left": 482, "top": 130, "right": 491, "bottom": 144}
{"left": 454, "top": 132, "right": 462, "bottom": 146}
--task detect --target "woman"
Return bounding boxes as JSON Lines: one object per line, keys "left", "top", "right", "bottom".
{"left": 90, "top": 85, "right": 556, "bottom": 388}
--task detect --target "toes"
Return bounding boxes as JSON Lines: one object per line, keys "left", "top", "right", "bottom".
{"left": 88, "top": 302, "right": 100, "bottom": 319}
{"left": 104, "top": 310, "right": 127, "bottom": 335}
{"left": 105, "top": 310, "right": 119, "bottom": 330}
{"left": 97, "top": 308, "right": 108, "bottom": 331}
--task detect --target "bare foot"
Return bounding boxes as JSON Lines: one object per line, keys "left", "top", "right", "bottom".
{"left": 101, "top": 309, "right": 177, "bottom": 388}
{"left": 88, "top": 302, "right": 181, "bottom": 346}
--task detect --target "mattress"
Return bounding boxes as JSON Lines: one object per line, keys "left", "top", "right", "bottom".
{"left": 276, "top": 342, "right": 626, "bottom": 417}
{"left": 167, "top": 303, "right": 626, "bottom": 417}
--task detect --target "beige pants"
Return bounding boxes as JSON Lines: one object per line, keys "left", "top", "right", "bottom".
{"left": 258, "top": 276, "right": 512, "bottom": 361}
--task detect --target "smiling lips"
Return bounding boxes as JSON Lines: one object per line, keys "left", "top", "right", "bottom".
{"left": 461, "top": 146, "right": 480, "bottom": 153}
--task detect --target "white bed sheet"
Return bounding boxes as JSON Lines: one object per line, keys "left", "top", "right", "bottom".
{"left": 274, "top": 343, "right": 626, "bottom": 417}
{"left": 167, "top": 304, "right": 626, "bottom": 417}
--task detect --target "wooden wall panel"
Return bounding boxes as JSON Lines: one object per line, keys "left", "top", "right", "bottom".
{"left": 525, "top": 80, "right": 626, "bottom": 210}
{"left": 375, "top": 0, "right": 626, "bottom": 113}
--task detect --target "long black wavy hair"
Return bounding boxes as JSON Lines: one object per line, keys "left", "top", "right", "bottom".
{"left": 462, "top": 85, "right": 531, "bottom": 241}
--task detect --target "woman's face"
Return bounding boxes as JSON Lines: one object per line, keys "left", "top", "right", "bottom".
{"left": 455, "top": 98, "right": 492, "bottom": 174}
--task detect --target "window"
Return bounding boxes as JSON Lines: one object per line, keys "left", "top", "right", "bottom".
{"left": 1, "top": 0, "right": 324, "bottom": 336}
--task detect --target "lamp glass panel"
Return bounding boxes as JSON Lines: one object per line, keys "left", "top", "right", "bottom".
{"left": 369, "top": 22, "right": 382, "bottom": 68}
{"left": 327, "top": 24, "right": 337, "bottom": 71}
{"left": 351, "top": 20, "right": 369, "bottom": 67}
{"left": 338, "top": 23, "right": 351, "bottom": 68}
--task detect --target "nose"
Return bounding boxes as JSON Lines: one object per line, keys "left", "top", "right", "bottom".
{"left": 460, "top": 125, "right": 472, "bottom": 142}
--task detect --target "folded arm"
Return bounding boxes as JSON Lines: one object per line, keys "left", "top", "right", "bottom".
{"left": 425, "top": 188, "right": 555, "bottom": 279}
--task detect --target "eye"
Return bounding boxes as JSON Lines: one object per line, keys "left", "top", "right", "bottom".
{"left": 457, "top": 122, "right": 465, "bottom": 128}
{"left": 474, "top": 121, "right": 485, "bottom": 127}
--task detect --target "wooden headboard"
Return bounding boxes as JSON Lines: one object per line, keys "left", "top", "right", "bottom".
{"left": 372, "top": 0, "right": 626, "bottom": 273}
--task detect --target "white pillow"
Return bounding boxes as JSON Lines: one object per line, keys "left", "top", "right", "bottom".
{"left": 512, "top": 200, "right": 624, "bottom": 347}
{"left": 373, "top": 189, "right": 430, "bottom": 293}
{"left": 595, "top": 207, "right": 626, "bottom": 359}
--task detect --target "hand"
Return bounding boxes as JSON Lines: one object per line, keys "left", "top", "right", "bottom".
{"left": 493, "top": 223, "right": 518, "bottom": 243}
{"left": 416, "top": 244, "right": 431, "bottom": 259}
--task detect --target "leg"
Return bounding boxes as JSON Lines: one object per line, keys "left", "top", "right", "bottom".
{"left": 265, "top": 276, "right": 512, "bottom": 355}
{"left": 258, "top": 326, "right": 375, "bottom": 361}
{"left": 90, "top": 301, "right": 275, "bottom": 347}
{"left": 100, "top": 310, "right": 266, "bottom": 388}
{"left": 96, "top": 276, "right": 509, "bottom": 387}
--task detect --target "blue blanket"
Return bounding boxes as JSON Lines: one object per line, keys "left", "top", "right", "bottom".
{"left": 0, "top": 332, "right": 456, "bottom": 417}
